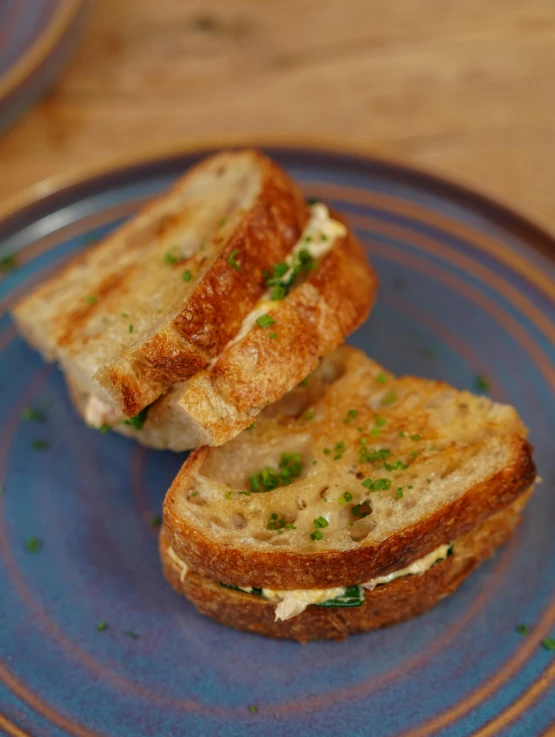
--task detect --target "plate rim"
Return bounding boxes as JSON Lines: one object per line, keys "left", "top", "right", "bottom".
{"left": 0, "top": 134, "right": 554, "bottom": 270}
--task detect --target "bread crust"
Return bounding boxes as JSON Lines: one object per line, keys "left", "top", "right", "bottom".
{"left": 163, "top": 435, "right": 535, "bottom": 589}
{"left": 160, "top": 489, "right": 532, "bottom": 642}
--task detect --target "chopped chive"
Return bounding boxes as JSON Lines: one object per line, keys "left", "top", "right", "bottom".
{"left": 396, "top": 487, "right": 404, "bottom": 499}
{"left": 313, "top": 516, "right": 329, "bottom": 529}
{"left": 85, "top": 295, "right": 97, "bottom": 305}
{"left": 370, "top": 428, "right": 381, "bottom": 437}
{"left": 475, "top": 374, "right": 491, "bottom": 392}
{"left": 380, "top": 389, "right": 398, "bottom": 406}
{"left": 269, "top": 332, "right": 278, "bottom": 339}
{"left": 399, "top": 431, "right": 407, "bottom": 438}
{"left": 99, "top": 423, "right": 111, "bottom": 434}
{"left": 121, "top": 312, "right": 129, "bottom": 318}
{"left": 299, "top": 377, "right": 309, "bottom": 387}
{"left": 97, "top": 621, "right": 108, "bottom": 632}
{"left": 218, "top": 217, "right": 227, "bottom": 228}
{"left": 515, "top": 624, "right": 529, "bottom": 635}
{"left": 310, "top": 529, "right": 323, "bottom": 541}
{"left": 124, "top": 630, "right": 139, "bottom": 640}
{"left": 303, "top": 410, "right": 315, "bottom": 421}
{"left": 256, "top": 314, "right": 276, "bottom": 329}
{"left": 129, "top": 324, "right": 134, "bottom": 333}
{"left": 285, "top": 523, "right": 297, "bottom": 529}
{"left": 339, "top": 492, "right": 353, "bottom": 504}
{"left": 323, "top": 448, "right": 331, "bottom": 455}
{"left": 376, "top": 372, "right": 388, "bottom": 384}
{"left": 25, "top": 537, "right": 42, "bottom": 553}
{"left": 374, "top": 415, "right": 386, "bottom": 428}
{"left": 21, "top": 408, "right": 46, "bottom": 422}
{"left": 410, "top": 434, "right": 421, "bottom": 441}
{"left": 227, "top": 250, "right": 240, "bottom": 271}
{"left": 191, "top": 492, "right": 200, "bottom": 497}
{"left": 123, "top": 405, "right": 149, "bottom": 431}
{"left": 182, "top": 269, "right": 192, "bottom": 282}
{"left": 342, "top": 409, "right": 358, "bottom": 424}
{"left": 249, "top": 705, "right": 258, "bottom": 714}
{"left": 362, "top": 477, "right": 391, "bottom": 492}
{"left": 150, "top": 514, "right": 162, "bottom": 527}
{"left": 164, "top": 250, "right": 180, "bottom": 265}
{"left": 541, "top": 638, "right": 555, "bottom": 651}
{"left": 246, "top": 423, "right": 255, "bottom": 431}
{"left": 31, "top": 439, "right": 48, "bottom": 450}
{"left": 0, "top": 253, "right": 18, "bottom": 272}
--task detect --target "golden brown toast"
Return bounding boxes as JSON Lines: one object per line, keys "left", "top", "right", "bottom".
{"left": 13, "top": 150, "right": 308, "bottom": 417}
{"left": 163, "top": 346, "right": 536, "bottom": 591}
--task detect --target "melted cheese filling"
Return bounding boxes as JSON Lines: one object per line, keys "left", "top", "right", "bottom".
{"left": 168, "top": 543, "right": 452, "bottom": 622}
{"left": 166, "top": 546, "right": 189, "bottom": 583}
{"left": 225, "top": 203, "right": 346, "bottom": 350}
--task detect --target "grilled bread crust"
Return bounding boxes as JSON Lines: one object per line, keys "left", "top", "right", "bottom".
{"left": 111, "top": 225, "right": 377, "bottom": 450}
{"left": 160, "top": 488, "right": 532, "bottom": 642}
{"left": 13, "top": 150, "right": 308, "bottom": 416}
{"left": 163, "top": 347, "right": 536, "bottom": 589}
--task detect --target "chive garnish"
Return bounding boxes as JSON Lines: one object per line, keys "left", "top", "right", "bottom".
{"left": 376, "top": 372, "right": 388, "bottom": 384}
{"left": 0, "top": 253, "right": 17, "bottom": 272}
{"left": 25, "top": 537, "right": 42, "bottom": 552}
{"left": 31, "top": 439, "right": 48, "bottom": 450}
{"left": 182, "top": 269, "right": 192, "bottom": 282}
{"left": 227, "top": 250, "right": 240, "bottom": 270}
{"left": 256, "top": 314, "right": 276, "bottom": 329}
{"left": 515, "top": 624, "right": 529, "bottom": 635}
{"left": 150, "top": 514, "right": 162, "bottom": 528}
{"left": 475, "top": 374, "right": 491, "bottom": 392}
{"left": 21, "top": 408, "right": 46, "bottom": 422}
{"left": 97, "top": 622, "right": 108, "bottom": 632}
{"left": 85, "top": 295, "right": 97, "bottom": 305}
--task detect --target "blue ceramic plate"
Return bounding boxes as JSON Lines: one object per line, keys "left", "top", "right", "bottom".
{"left": 0, "top": 0, "right": 88, "bottom": 133}
{"left": 0, "top": 144, "right": 554, "bottom": 737}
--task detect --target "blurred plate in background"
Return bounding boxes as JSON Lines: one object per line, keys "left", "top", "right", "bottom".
{"left": 0, "top": 0, "right": 88, "bottom": 134}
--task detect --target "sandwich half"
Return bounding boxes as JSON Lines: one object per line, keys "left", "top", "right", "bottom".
{"left": 13, "top": 149, "right": 308, "bottom": 419}
{"left": 85, "top": 203, "right": 377, "bottom": 450}
{"left": 161, "top": 346, "right": 536, "bottom": 641}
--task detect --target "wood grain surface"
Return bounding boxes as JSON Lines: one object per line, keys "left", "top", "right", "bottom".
{"left": 1, "top": 0, "right": 555, "bottom": 226}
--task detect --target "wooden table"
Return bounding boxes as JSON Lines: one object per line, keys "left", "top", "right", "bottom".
{"left": 1, "top": 0, "right": 555, "bottom": 230}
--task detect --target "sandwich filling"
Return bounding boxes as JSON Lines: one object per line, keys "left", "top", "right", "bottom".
{"left": 83, "top": 203, "right": 345, "bottom": 431}
{"left": 167, "top": 543, "right": 452, "bottom": 621}
{"left": 224, "top": 203, "right": 346, "bottom": 350}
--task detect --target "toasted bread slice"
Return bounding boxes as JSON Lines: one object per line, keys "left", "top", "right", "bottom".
{"left": 100, "top": 206, "right": 377, "bottom": 450}
{"left": 13, "top": 150, "right": 307, "bottom": 416}
{"left": 160, "top": 489, "right": 532, "bottom": 641}
{"left": 163, "top": 346, "right": 536, "bottom": 590}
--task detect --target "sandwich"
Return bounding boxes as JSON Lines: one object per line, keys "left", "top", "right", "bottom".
{"left": 13, "top": 151, "right": 378, "bottom": 451}
{"left": 12, "top": 149, "right": 310, "bottom": 423}
{"left": 95, "top": 203, "right": 377, "bottom": 450}
{"left": 160, "top": 346, "right": 536, "bottom": 642}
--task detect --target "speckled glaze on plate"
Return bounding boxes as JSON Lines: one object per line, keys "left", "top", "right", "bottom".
{"left": 0, "top": 0, "right": 88, "bottom": 133}
{"left": 0, "top": 143, "right": 554, "bottom": 737}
